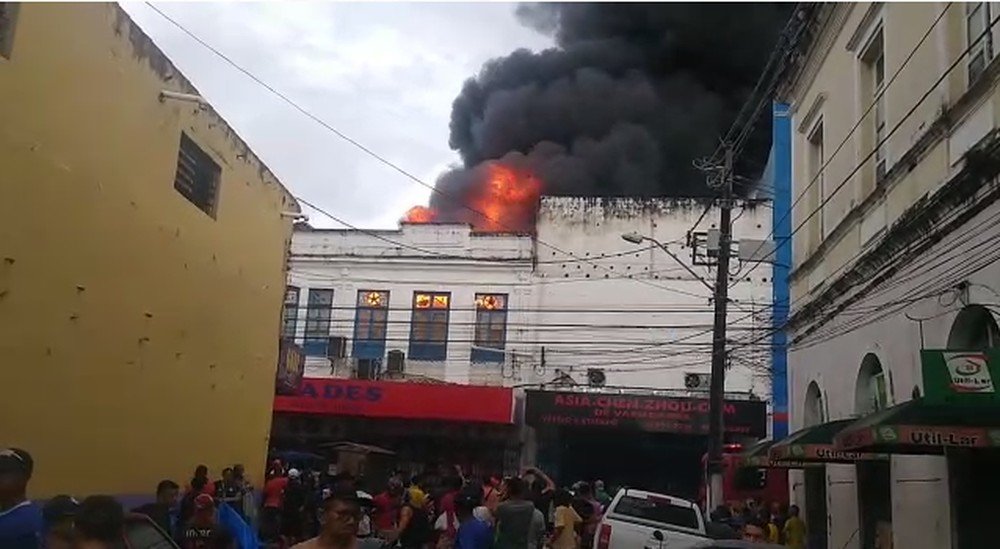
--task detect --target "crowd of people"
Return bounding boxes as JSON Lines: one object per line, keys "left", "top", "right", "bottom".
{"left": 708, "top": 499, "right": 807, "bottom": 548}
{"left": 352, "top": 465, "right": 611, "bottom": 549}
{"left": 2, "top": 445, "right": 808, "bottom": 549}
{"left": 0, "top": 447, "right": 258, "bottom": 549}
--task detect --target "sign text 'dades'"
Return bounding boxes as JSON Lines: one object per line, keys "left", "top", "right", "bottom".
{"left": 274, "top": 378, "right": 514, "bottom": 424}
{"left": 524, "top": 390, "right": 767, "bottom": 438}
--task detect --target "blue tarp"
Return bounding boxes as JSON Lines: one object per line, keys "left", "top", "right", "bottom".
{"left": 218, "top": 502, "right": 259, "bottom": 549}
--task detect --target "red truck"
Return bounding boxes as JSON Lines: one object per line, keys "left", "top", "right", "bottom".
{"left": 699, "top": 443, "right": 788, "bottom": 509}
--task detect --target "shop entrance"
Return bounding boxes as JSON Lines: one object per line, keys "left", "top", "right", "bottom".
{"left": 804, "top": 467, "right": 828, "bottom": 549}
{"left": 271, "top": 414, "right": 518, "bottom": 482}
{"left": 856, "top": 461, "right": 892, "bottom": 549}
{"left": 554, "top": 427, "right": 707, "bottom": 500}
{"left": 950, "top": 448, "right": 1000, "bottom": 548}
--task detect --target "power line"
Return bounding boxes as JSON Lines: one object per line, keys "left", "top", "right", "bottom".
{"left": 783, "top": 148, "right": 1000, "bottom": 340}
{"left": 735, "top": 198, "right": 1000, "bottom": 352}
{"left": 792, "top": 221, "right": 1000, "bottom": 348}
{"left": 737, "top": 3, "right": 955, "bottom": 283}
{"left": 314, "top": 319, "right": 767, "bottom": 330}
{"left": 280, "top": 303, "right": 772, "bottom": 313}
{"left": 708, "top": 3, "right": 811, "bottom": 162}
{"left": 143, "top": 2, "right": 720, "bottom": 304}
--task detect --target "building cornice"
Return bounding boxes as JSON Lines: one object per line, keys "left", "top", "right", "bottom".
{"left": 788, "top": 131, "right": 1000, "bottom": 342}
{"left": 779, "top": 3, "right": 856, "bottom": 106}
{"left": 796, "top": 93, "right": 827, "bottom": 134}
{"left": 845, "top": 3, "right": 884, "bottom": 53}
{"left": 790, "top": 52, "right": 1000, "bottom": 287}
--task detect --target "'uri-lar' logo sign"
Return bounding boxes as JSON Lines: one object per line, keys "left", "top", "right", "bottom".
{"left": 944, "top": 352, "right": 995, "bottom": 393}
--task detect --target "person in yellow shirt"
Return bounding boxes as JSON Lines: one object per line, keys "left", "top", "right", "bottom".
{"left": 549, "top": 489, "right": 582, "bottom": 549}
{"left": 783, "top": 505, "right": 807, "bottom": 549}
{"left": 756, "top": 509, "right": 780, "bottom": 543}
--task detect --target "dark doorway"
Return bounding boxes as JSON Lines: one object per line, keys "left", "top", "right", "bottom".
{"left": 804, "top": 467, "right": 828, "bottom": 549}
{"left": 856, "top": 461, "right": 892, "bottom": 549}
{"left": 950, "top": 448, "right": 1000, "bottom": 548}
{"left": 554, "top": 428, "right": 707, "bottom": 500}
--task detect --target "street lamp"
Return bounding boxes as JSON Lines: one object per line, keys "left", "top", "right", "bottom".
{"left": 619, "top": 232, "right": 715, "bottom": 293}
{"left": 621, "top": 231, "right": 645, "bottom": 245}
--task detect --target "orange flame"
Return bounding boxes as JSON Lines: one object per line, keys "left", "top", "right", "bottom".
{"left": 472, "top": 163, "right": 541, "bottom": 232}
{"left": 401, "top": 162, "right": 541, "bottom": 232}
{"left": 402, "top": 205, "right": 437, "bottom": 224}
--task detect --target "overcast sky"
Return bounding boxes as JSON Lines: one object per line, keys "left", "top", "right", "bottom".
{"left": 122, "top": 2, "right": 553, "bottom": 228}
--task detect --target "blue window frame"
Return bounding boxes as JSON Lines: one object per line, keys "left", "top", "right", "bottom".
{"left": 353, "top": 290, "right": 389, "bottom": 360}
{"left": 282, "top": 286, "right": 300, "bottom": 340}
{"left": 302, "top": 288, "right": 334, "bottom": 356}
{"left": 472, "top": 294, "right": 508, "bottom": 363}
{"left": 408, "top": 291, "right": 450, "bottom": 361}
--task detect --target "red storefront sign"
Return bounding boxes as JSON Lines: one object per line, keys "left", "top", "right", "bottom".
{"left": 524, "top": 390, "right": 767, "bottom": 437}
{"left": 273, "top": 378, "right": 514, "bottom": 425}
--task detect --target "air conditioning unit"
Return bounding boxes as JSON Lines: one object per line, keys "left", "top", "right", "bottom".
{"left": 587, "top": 368, "right": 607, "bottom": 387}
{"left": 685, "top": 372, "right": 711, "bottom": 390}
{"left": 386, "top": 350, "right": 405, "bottom": 379}
{"left": 327, "top": 336, "right": 347, "bottom": 359}
{"left": 356, "top": 358, "right": 380, "bottom": 380}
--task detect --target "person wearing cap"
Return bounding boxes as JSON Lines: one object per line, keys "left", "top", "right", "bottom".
{"left": 0, "top": 447, "right": 42, "bottom": 549}
{"left": 41, "top": 495, "right": 79, "bottom": 549}
{"left": 283, "top": 468, "right": 309, "bottom": 543}
{"left": 292, "top": 487, "right": 383, "bottom": 549}
{"left": 180, "top": 493, "right": 233, "bottom": 549}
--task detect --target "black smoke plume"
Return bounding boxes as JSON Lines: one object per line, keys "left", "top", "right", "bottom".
{"left": 424, "top": 2, "right": 794, "bottom": 229}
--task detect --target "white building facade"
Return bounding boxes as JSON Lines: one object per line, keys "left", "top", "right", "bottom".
{"left": 284, "top": 222, "right": 535, "bottom": 386}
{"left": 284, "top": 196, "right": 774, "bottom": 398}
{"left": 531, "top": 197, "right": 774, "bottom": 395}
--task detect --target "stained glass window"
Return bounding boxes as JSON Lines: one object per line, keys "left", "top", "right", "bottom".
{"left": 409, "top": 292, "right": 450, "bottom": 360}
{"left": 473, "top": 293, "right": 508, "bottom": 363}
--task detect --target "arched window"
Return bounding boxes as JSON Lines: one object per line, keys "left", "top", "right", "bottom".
{"left": 855, "top": 353, "right": 889, "bottom": 416}
{"left": 804, "top": 381, "right": 825, "bottom": 427}
{"left": 947, "top": 304, "right": 1000, "bottom": 349}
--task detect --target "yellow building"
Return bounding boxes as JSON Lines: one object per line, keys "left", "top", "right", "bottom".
{"left": 0, "top": 2, "right": 299, "bottom": 499}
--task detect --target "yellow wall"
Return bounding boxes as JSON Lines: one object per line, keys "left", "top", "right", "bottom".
{"left": 0, "top": 3, "right": 297, "bottom": 498}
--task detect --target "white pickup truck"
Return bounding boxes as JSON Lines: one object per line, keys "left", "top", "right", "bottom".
{"left": 595, "top": 488, "right": 711, "bottom": 549}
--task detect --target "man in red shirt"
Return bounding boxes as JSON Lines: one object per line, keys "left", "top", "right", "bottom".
{"left": 261, "top": 469, "right": 289, "bottom": 542}
{"left": 371, "top": 477, "right": 403, "bottom": 535}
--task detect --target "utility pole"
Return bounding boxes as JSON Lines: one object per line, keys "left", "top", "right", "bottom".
{"left": 706, "top": 144, "right": 734, "bottom": 510}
